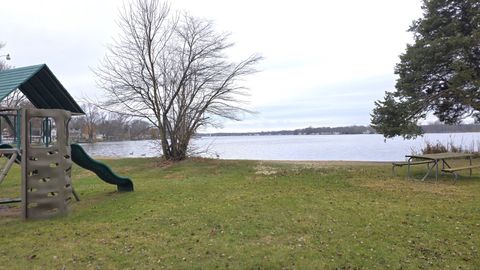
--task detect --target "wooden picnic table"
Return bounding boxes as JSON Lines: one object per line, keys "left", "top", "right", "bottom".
{"left": 405, "top": 152, "right": 475, "bottom": 181}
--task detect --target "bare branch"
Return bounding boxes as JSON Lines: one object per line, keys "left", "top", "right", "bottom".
{"left": 95, "top": 0, "right": 262, "bottom": 160}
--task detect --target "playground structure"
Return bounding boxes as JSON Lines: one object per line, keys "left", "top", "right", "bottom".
{"left": 0, "top": 64, "right": 133, "bottom": 220}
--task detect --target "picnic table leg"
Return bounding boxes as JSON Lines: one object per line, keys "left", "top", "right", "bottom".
{"left": 435, "top": 160, "right": 439, "bottom": 181}
{"left": 407, "top": 158, "right": 411, "bottom": 179}
{"left": 443, "top": 160, "right": 452, "bottom": 169}
{"left": 421, "top": 162, "right": 434, "bottom": 181}
{"left": 469, "top": 156, "right": 472, "bottom": 176}
{"left": 441, "top": 160, "right": 458, "bottom": 181}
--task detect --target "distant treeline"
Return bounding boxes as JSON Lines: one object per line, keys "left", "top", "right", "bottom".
{"left": 421, "top": 124, "right": 480, "bottom": 133}
{"left": 200, "top": 124, "right": 480, "bottom": 137}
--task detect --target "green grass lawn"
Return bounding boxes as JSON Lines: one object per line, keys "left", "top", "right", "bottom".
{"left": 0, "top": 158, "right": 479, "bottom": 269}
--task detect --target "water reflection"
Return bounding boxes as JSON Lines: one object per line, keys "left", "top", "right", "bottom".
{"left": 79, "top": 140, "right": 160, "bottom": 158}
{"left": 79, "top": 133, "right": 480, "bottom": 161}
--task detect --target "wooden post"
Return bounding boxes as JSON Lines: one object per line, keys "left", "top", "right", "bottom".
{"left": 407, "top": 158, "right": 411, "bottom": 179}
{"left": 20, "top": 109, "right": 27, "bottom": 219}
{"left": 0, "top": 151, "right": 18, "bottom": 184}
{"left": 469, "top": 156, "right": 472, "bottom": 176}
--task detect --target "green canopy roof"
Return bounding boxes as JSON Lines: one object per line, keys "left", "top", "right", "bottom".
{"left": 0, "top": 64, "right": 84, "bottom": 114}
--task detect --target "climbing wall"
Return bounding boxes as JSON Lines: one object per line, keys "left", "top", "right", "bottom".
{"left": 21, "top": 108, "right": 74, "bottom": 220}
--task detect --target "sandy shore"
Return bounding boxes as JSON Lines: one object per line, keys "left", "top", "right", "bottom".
{"left": 258, "top": 160, "right": 391, "bottom": 166}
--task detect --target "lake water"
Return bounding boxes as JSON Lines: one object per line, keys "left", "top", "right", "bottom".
{"left": 79, "top": 132, "right": 480, "bottom": 161}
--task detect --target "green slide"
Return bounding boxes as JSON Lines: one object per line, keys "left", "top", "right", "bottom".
{"left": 71, "top": 143, "right": 134, "bottom": 192}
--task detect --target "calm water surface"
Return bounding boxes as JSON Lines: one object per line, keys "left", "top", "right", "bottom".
{"left": 79, "top": 132, "right": 480, "bottom": 161}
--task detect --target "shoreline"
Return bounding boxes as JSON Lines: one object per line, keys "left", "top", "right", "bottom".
{"left": 265, "top": 160, "right": 392, "bottom": 166}
{"left": 90, "top": 156, "right": 393, "bottom": 165}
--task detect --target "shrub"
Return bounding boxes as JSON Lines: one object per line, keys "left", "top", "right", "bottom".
{"left": 420, "top": 140, "right": 479, "bottom": 154}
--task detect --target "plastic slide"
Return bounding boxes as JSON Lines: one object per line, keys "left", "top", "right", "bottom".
{"left": 70, "top": 143, "right": 134, "bottom": 192}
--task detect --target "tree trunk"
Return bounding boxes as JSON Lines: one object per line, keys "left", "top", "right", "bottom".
{"left": 158, "top": 129, "right": 188, "bottom": 160}
{"left": 87, "top": 124, "right": 95, "bottom": 143}
{"left": 160, "top": 140, "right": 187, "bottom": 160}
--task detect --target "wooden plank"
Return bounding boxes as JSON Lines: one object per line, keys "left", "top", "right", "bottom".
{"left": 0, "top": 198, "right": 21, "bottom": 204}
{"left": 0, "top": 152, "right": 18, "bottom": 184}
{"left": 392, "top": 160, "right": 434, "bottom": 177}
{"left": 406, "top": 152, "right": 474, "bottom": 160}
{"left": 392, "top": 160, "right": 432, "bottom": 166}
{"left": 442, "top": 165, "right": 480, "bottom": 173}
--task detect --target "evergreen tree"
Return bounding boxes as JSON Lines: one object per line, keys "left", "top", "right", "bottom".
{"left": 371, "top": 0, "right": 480, "bottom": 138}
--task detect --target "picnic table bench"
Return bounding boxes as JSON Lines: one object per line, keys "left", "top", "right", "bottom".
{"left": 398, "top": 152, "right": 477, "bottom": 181}
{"left": 392, "top": 160, "right": 433, "bottom": 176}
{"left": 441, "top": 164, "right": 480, "bottom": 180}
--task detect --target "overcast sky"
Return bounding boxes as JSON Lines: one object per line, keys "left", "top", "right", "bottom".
{"left": 0, "top": 0, "right": 423, "bottom": 132}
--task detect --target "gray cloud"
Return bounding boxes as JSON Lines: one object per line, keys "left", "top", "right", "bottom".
{"left": 207, "top": 74, "right": 395, "bottom": 132}
{"left": 1, "top": 0, "right": 421, "bottom": 132}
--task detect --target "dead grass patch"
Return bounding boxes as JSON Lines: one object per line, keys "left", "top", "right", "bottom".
{"left": 0, "top": 205, "right": 21, "bottom": 218}
{"left": 270, "top": 160, "right": 390, "bottom": 167}
{"left": 162, "top": 173, "right": 186, "bottom": 180}
{"left": 254, "top": 162, "right": 277, "bottom": 176}
{"left": 359, "top": 178, "right": 468, "bottom": 196}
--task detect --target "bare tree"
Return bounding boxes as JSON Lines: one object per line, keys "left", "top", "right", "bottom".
{"left": 95, "top": 0, "right": 261, "bottom": 160}
{"left": 97, "top": 112, "right": 130, "bottom": 141}
{"left": 0, "top": 42, "right": 28, "bottom": 108}
{"left": 129, "top": 119, "right": 152, "bottom": 140}
{"left": 0, "top": 90, "right": 29, "bottom": 108}
{"left": 80, "top": 103, "right": 101, "bottom": 143}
